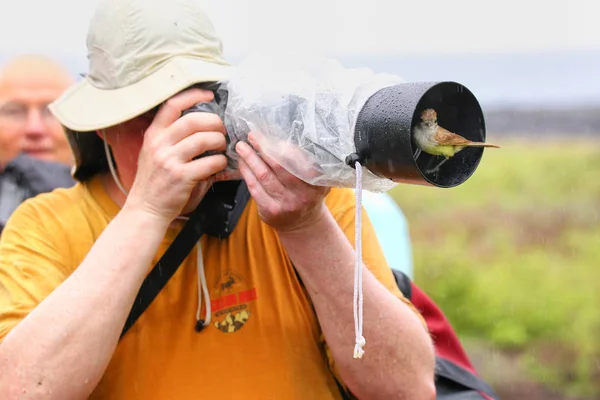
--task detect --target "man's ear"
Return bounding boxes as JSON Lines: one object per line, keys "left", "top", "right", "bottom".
{"left": 95, "top": 129, "right": 109, "bottom": 145}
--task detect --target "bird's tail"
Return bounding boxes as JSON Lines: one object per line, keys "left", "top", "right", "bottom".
{"left": 464, "top": 142, "right": 500, "bottom": 148}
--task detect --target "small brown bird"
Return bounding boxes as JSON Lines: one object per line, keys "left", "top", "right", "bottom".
{"left": 413, "top": 108, "right": 500, "bottom": 174}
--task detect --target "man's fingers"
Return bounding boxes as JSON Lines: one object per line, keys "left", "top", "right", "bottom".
{"left": 236, "top": 141, "right": 285, "bottom": 195}
{"left": 185, "top": 153, "right": 229, "bottom": 181}
{"left": 151, "top": 88, "right": 215, "bottom": 130}
{"left": 174, "top": 131, "right": 227, "bottom": 162}
{"left": 246, "top": 132, "right": 297, "bottom": 187}
{"left": 168, "top": 112, "right": 226, "bottom": 145}
{"left": 247, "top": 131, "right": 322, "bottom": 185}
{"left": 237, "top": 158, "right": 274, "bottom": 208}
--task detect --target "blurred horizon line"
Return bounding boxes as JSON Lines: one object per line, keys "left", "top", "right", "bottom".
{"left": 1, "top": 48, "right": 599, "bottom": 111}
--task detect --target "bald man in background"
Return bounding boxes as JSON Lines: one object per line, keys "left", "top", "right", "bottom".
{"left": 0, "top": 54, "right": 75, "bottom": 232}
{"left": 0, "top": 54, "right": 74, "bottom": 166}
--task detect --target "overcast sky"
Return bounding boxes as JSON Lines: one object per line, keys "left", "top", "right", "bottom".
{"left": 0, "top": 0, "right": 598, "bottom": 59}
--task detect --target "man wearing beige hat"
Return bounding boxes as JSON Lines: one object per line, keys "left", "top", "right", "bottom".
{"left": 0, "top": 0, "right": 435, "bottom": 399}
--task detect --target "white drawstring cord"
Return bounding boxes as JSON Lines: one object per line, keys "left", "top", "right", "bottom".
{"left": 195, "top": 241, "right": 212, "bottom": 328}
{"left": 353, "top": 160, "right": 365, "bottom": 359}
{"left": 103, "top": 137, "right": 128, "bottom": 197}
{"left": 102, "top": 131, "right": 211, "bottom": 330}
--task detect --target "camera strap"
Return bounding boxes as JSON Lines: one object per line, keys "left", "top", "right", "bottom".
{"left": 120, "top": 180, "right": 250, "bottom": 339}
{"left": 120, "top": 203, "right": 207, "bottom": 339}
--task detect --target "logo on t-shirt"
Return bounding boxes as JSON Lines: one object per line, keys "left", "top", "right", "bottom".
{"left": 210, "top": 269, "right": 257, "bottom": 333}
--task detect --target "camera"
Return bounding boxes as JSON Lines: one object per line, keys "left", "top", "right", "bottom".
{"left": 181, "top": 59, "right": 488, "bottom": 190}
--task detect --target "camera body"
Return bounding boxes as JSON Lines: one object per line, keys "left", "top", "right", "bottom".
{"left": 181, "top": 82, "right": 244, "bottom": 181}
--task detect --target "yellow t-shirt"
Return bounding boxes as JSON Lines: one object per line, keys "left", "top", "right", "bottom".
{"left": 0, "top": 175, "right": 420, "bottom": 399}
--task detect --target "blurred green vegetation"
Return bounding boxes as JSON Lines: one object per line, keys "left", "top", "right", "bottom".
{"left": 389, "top": 138, "right": 600, "bottom": 397}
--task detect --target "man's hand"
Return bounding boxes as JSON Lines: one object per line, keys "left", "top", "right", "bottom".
{"left": 235, "top": 131, "right": 330, "bottom": 233}
{"left": 124, "top": 88, "right": 229, "bottom": 222}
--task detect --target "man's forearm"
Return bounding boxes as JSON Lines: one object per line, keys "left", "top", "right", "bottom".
{"left": 277, "top": 205, "right": 436, "bottom": 400}
{"left": 0, "top": 207, "right": 170, "bottom": 400}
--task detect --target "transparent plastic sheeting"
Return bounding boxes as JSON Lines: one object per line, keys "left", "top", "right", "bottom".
{"left": 218, "top": 54, "right": 405, "bottom": 193}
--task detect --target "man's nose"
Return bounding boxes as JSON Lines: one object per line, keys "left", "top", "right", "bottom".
{"left": 23, "top": 108, "right": 50, "bottom": 138}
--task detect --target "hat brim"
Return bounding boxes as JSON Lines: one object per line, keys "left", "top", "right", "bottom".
{"left": 49, "top": 56, "right": 233, "bottom": 132}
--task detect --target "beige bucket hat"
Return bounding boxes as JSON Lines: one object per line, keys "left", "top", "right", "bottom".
{"left": 49, "top": 0, "right": 233, "bottom": 181}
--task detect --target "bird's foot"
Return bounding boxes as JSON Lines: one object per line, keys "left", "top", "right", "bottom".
{"left": 413, "top": 148, "right": 422, "bottom": 160}
{"left": 425, "top": 158, "right": 449, "bottom": 176}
